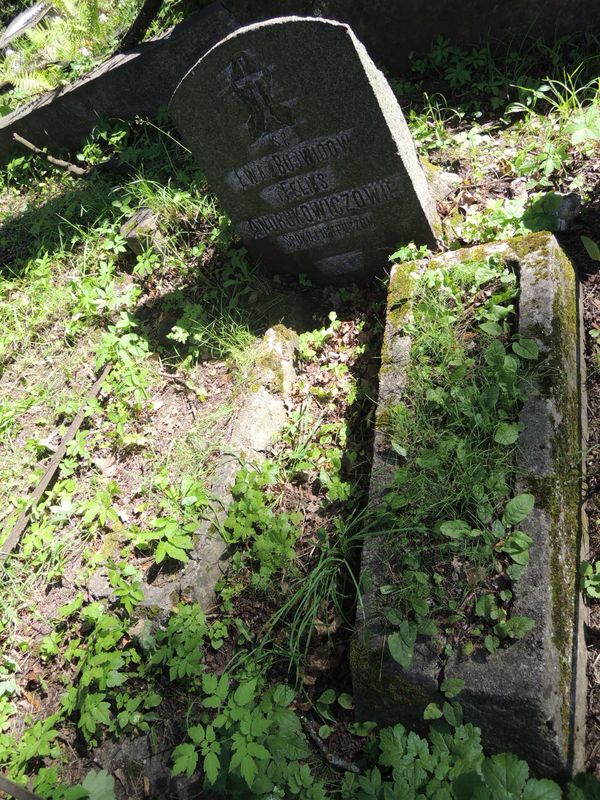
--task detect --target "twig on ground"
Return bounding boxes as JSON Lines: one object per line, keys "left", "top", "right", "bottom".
{"left": 301, "top": 716, "right": 362, "bottom": 774}
{"left": 0, "top": 365, "right": 111, "bottom": 563}
{"left": 12, "top": 133, "right": 88, "bottom": 176}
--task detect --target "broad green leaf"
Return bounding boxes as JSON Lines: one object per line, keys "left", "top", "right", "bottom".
{"left": 204, "top": 751, "right": 220, "bottom": 784}
{"left": 388, "top": 621, "right": 417, "bottom": 669}
{"left": 384, "top": 607, "right": 404, "bottom": 626}
{"left": 481, "top": 752, "right": 529, "bottom": 796}
{"left": 582, "top": 235, "right": 600, "bottom": 262}
{"left": 202, "top": 673, "right": 218, "bottom": 694}
{"left": 58, "top": 592, "right": 84, "bottom": 619}
{"left": 503, "top": 493, "right": 535, "bottom": 527}
{"left": 494, "top": 422, "right": 519, "bottom": 445}
{"left": 319, "top": 724, "right": 333, "bottom": 739}
{"left": 512, "top": 338, "right": 539, "bottom": 360}
{"left": 523, "top": 778, "right": 561, "bottom": 799}
{"left": 494, "top": 615, "right": 534, "bottom": 640}
{"left": 479, "top": 321, "right": 502, "bottom": 336}
{"left": 240, "top": 754, "right": 257, "bottom": 787}
{"left": 318, "top": 689, "right": 336, "bottom": 705}
{"left": 338, "top": 692, "right": 354, "bottom": 709}
{"left": 234, "top": 679, "right": 256, "bottom": 706}
{"left": 171, "top": 743, "right": 198, "bottom": 778}
{"left": 439, "top": 520, "right": 471, "bottom": 539}
{"left": 411, "top": 596, "right": 429, "bottom": 616}
{"left": 440, "top": 678, "right": 465, "bottom": 699}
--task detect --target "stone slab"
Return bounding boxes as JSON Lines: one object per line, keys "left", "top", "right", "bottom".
{"left": 352, "top": 232, "right": 587, "bottom": 777}
{"left": 169, "top": 17, "right": 440, "bottom": 284}
{"left": 140, "top": 324, "right": 297, "bottom": 614}
{"left": 0, "top": 2, "right": 236, "bottom": 164}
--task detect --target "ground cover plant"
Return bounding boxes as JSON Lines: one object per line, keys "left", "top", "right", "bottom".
{"left": 1, "top": 18, "right": 600, "bottom": 800}
{"left": 378, "top": 255, "right": 537, "bottom": 669}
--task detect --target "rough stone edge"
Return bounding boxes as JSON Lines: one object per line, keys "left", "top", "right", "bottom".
{"left": 352, "top": 232, "right": 587, "bottom": 777}
{"left": 0, "top": 1, "right": 237, "bottom": 164}
{"left": 140, "top": 324, "right": 298, "bottom": 615}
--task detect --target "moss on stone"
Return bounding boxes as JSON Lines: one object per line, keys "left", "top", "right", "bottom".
{"left": 518, "top": 235, "right": 581, "bottom": 741}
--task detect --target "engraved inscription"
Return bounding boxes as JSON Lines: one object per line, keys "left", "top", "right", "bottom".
{"left": 277, "top": 214, "right": 373, "bottom": 254}
{"left": 225, "top": 50, "right": 293, "bottom": 140}
{"left": 260, "top": 166, "right": 336, "bottom": 207}
{"left": 238, "top": 174, "right": 403, "bottom": 240}
{"left": 227, "top": 129, "right": 353, "bottom": 191}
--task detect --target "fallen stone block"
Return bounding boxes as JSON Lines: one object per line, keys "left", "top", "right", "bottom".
{"left": 0, "top": 1, "right": 236, "bottom": 164}
{"left": 352, "top": 231, "right": 587, "bottom": 777}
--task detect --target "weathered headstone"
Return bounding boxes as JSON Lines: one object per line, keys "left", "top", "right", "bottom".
{"left": 169, "top": 17, "right": 440, "bottom": 283}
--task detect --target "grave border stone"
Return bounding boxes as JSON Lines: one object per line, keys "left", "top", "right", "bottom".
{"left": 352, "top": 231, "right": 587, "bottom": 777}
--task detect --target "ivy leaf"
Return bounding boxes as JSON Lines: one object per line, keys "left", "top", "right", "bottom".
{"left": 338, "top": 692, "right": 354, "bottom": 710}
{"left": 319, "top": 724, "right": 333, "bottom": 739}
{"left": 388, "top": 621, "right": 417, "bottom": 669}
{"left": 424, "top": 703, "right": 442, "bottom": 720}
{"left": 512, "top": 338, "right": 539, "bottom": 360}
{"left": 502, "top": 494, "right": 535, "bottom": 527}
{"left": 440, "top": 678, "right": 465, "bottom": 699}
{"left": 494, "top": 422, "right": 519, "bottom": 445}
{"left": 81, "top": 770, "right": 116, "bottom": 800}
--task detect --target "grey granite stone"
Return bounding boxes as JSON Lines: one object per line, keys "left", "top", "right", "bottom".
{"left": 352, "top": 232, "right": 587, "bottom": 777}
{"left": 169, "top": 17, "right": 440, "bottom": 284}
{"left": 0, "top": 2, "right": 236, "bottom": 164}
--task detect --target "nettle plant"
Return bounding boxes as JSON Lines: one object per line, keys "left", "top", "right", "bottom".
{"left": 380, "top": 256, "right": 539, "bottom": 665}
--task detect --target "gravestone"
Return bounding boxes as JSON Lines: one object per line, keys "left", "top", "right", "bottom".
{"left": 169, "top": 17, "right": 440, "bottom": 283}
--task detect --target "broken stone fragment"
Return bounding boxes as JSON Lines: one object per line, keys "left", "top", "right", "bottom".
{"left": 119, "top": 207, "right": 165, "bottom": 256}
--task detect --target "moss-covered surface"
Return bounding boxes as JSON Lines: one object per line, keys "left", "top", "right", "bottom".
{"left": 518, "top": 235, "right": 582, "bottom": 743}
